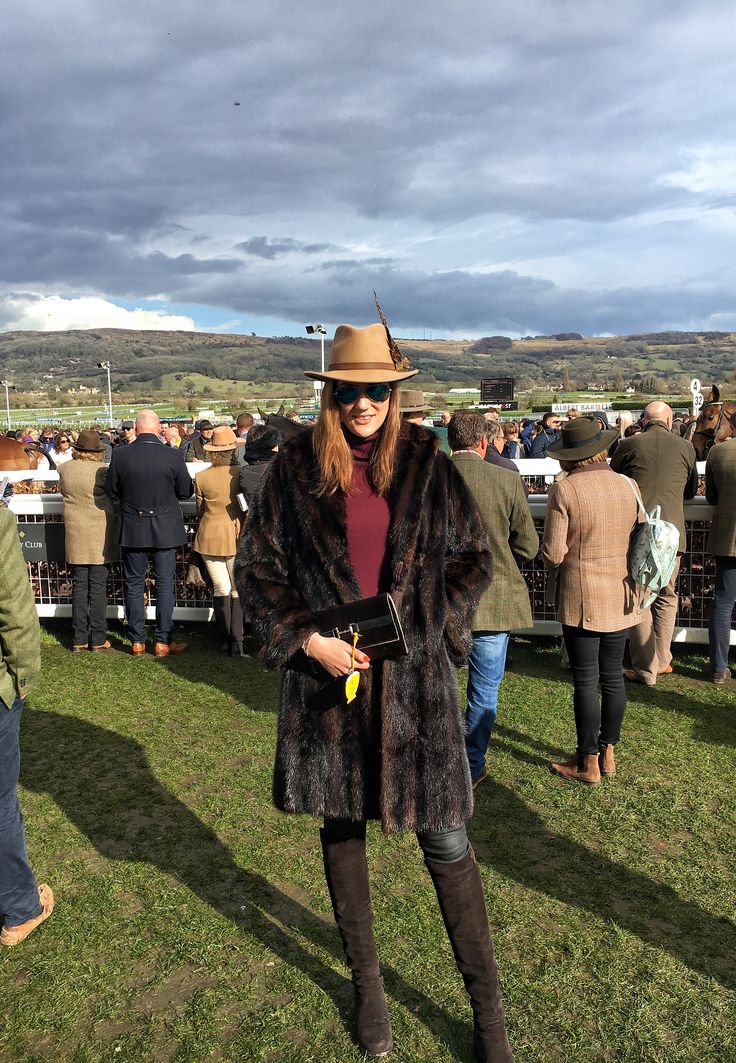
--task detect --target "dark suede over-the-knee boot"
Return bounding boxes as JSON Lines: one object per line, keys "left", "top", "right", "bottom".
{"left": 425, "top": 846, "right": 513, "bottom": 1062}
{"left": 211, "top": 596, "right": 231, "bottom": 653}
{"left": 229, "top": 595, "right": 245, "bottom": 656}
{"left": 320, "top": 829, "right": 393, "bottom": 1057}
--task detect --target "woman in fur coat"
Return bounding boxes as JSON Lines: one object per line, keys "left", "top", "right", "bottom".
{"left": 235, "top": 319, "right": 513, "bottom": 1062}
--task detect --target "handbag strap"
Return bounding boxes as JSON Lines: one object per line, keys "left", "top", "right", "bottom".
{"left": 622, "top": 476, "right": 648, "bottom": 521}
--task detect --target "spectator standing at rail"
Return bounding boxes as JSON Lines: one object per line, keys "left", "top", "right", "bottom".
{"left": 58, "top": 430, "right": 118, "bottom": 653}
{"left": 610, "top": 401, "right": 697, "bottom": 686}
{"left": 501, "top": 421, "right": 524, "bottom": 461}
{"left": 105, "top": 410, "right": 193, "bottom": 658}
{"left": 705, "top": 413, "right": 736, "bottom": 684}
{"left": 449, "top": 412, "right": 539, "bottom": 787}
{"left": 0, "top": 504, "right": 54, "bottom": 946}
{"left": 184, "top": 419, "right": 215, "bottom": 462}
{"left": 529, "top": 412, "right": 562, "bottom": 458}
{"left": 239, "top": 425, "right": 281, "bottom": 508}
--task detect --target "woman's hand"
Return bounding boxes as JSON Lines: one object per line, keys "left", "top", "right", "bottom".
{"left": 307, "top": 634, "right": 371, "bottom": 678}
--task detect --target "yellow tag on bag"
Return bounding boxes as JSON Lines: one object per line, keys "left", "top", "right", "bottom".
{"left": 345, "top": 631, "right": 361, "bottom": 704}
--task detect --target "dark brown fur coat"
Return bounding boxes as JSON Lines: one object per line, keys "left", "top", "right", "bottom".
{"left": 234, "top": 422, "right": 491, "bottom": 834}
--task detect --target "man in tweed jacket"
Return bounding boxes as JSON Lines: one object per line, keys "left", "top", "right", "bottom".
{"left": 449, "top": 413, "right": 539, "bottom": 785}
{"left": 705, "top": 418, "right": 736, "bottom": 683}
{"left": 0, "top": 506, "right": 54, "bottom": 946}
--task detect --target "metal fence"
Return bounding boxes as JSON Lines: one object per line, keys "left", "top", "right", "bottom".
{"left": 3, "top": 463, "right": 730, "bottom": 645}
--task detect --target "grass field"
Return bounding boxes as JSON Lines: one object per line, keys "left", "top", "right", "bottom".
{"left": 1, "top": 625, "right": 734, "bottom": 1062}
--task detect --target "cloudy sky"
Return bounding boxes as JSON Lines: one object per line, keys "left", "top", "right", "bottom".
{"left": 3, "top": 0, "right": 736, "bottom": 338}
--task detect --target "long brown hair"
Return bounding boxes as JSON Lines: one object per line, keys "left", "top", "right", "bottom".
{"left": 312, "top": 381, "right": 401, "bottom": 496}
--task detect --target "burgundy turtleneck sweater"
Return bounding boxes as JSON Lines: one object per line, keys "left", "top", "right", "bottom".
{"left": 344, "top": 429, "right": 391, "bottom": 598}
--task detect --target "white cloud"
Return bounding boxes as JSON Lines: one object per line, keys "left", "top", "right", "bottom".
{"left": 660, "top": 144, "right": 736, "bottom": 195}
{"left": 1, "top": 294, "right": 196, "bottom": 332}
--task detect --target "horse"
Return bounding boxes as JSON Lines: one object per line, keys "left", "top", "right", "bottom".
{"left": 257, "top": 404, "right": 309, "bottom": 442}
{"left": 0, "top": 437, "right": 56, "bottom": 471}
{"left": 691, "top": 386, "right": 736, "bottom": 459}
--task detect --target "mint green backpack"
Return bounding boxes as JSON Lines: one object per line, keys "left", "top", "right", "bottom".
{"left": 623, "top": 478, "right": 680, "bottom": 609}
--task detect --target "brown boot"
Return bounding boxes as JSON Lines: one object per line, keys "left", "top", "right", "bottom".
{"left": 550, "top": 752, "right": 601, "bottom": 786}
{"left": 598, "top": 743, "right": 616, "bottom": 777}
{"left": 425, "top": 847, "right": 513, "bottom": 1062}
{"left": 320, "top": 830, "right": 392, "bottom": 1058}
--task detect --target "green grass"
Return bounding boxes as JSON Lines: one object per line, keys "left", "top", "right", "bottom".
{"left": 1, "top": 626, "right": 734, "bottom": 1062}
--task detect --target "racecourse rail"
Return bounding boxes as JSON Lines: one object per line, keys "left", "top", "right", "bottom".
{"left": 3, "top": 460, "right": 731, "bottom": 646}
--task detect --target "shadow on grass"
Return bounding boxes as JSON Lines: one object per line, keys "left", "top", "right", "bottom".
{"left": 623, "top": 684, "right": 736, "bottom": 748}
{"left": 472, "top": 779, "right": 735, "bottom": 990}
{"left": 20, "top": 708, "right": 473, "bottom": 1060}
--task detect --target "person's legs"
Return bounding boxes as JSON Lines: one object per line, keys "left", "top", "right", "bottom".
{"left": 320, "top": 818, "right": 391, "bottom": 1057}
{"left": 88, "top": 564, "right": 109, "bottom": 648}
{"left": 710, "top": 557, "right": 736, "bottom": 674}
{"left": 627, "top": 607, "right": 657, "bottom": 685}
{"left": 651, "top": 558, "right": 681, "bottom": 674}
{"left": 551, "top": 627, "right": 602, "bottom": 784}
{"left": 121, "top": 548, "right": 148, "bottom": 644}
{"left": 0, "top": 699, "right": 41, "bottom": 928}
{"left": 562, "top": 626, "right": 602, "bottom": 755}
{"left": 598, "top": 630, "right": 628, "bottom": 746}
{"left": 70, "top": 564, "right": 91, "bottom": 648}
{"left": 465, "top": 632, "right": 509, "bottom": 784}
{"left": 420, "top": 826, "right": 513, "bottom": 1062}
{"left": 151, "top": 548, "right": 177, "bottom": 645}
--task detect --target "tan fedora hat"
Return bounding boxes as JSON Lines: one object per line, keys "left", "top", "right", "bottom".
{"left": 399, "top": 389, "right": 430, "bottom": 413}
{"left": 203, "top": 426, "right": 246, "bottom": 452}
{"left": 304, "top": 323, "right": 418, "bottom": 384}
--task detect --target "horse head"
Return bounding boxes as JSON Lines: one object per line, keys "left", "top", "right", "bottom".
{"left": 691, "top": 385, "right": 736, "bottom": 459}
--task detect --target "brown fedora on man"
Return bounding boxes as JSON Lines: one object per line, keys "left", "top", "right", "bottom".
{"left": 304, "top": 323, "right": 418, "bottom": 384}
{"left": 399, "top": 389, "right": 430, "bottom": 414}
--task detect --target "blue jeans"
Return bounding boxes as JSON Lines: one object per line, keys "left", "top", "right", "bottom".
{"left": 465, "top": 632, "right": 509, "bottom": 783}
{"left": 121, "top": 547, "right": 177, "bottom": 644}
{"left": 0, "top": 697, "right": 41, "bottom": 929}
{"left": 709, "top": 556, "right": 736, "bottom": 672}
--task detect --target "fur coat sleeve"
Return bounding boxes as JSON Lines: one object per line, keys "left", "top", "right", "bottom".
{"left": 234, "top": 423, "right": 492, "bottom": 834}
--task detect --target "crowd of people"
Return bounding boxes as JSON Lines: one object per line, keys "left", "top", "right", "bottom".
{"left": 1, "top": 322, "right": 734, "bottom": 1061}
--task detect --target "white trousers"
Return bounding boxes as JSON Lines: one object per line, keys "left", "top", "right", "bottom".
{"left": 201, "top": 555, "right": 237, "bottom": 597}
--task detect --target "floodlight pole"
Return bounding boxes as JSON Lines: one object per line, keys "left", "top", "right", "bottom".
{"left": 98, "top": 362, "right": 114, "bottom": 426}
{"left": 0, "top": 380, "right": 10, "bottom": 430}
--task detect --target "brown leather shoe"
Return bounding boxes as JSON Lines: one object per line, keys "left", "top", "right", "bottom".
{"left": 550, "top": 753, "right": 601, "bottom": 786}
{"left": 623, "top": 668, "right": 655, "bottom": 687}
{"left": 0, "top": 884, "right": 54, "bottom": 946}
{"left": 90, "top": 640, "right": 112, "bottom": 652}
{"left": 131, "top": 642, "right": 147, "bottom": 656}
{"left": 598, "top": 743, "right": 616, "bottom": 777}
{"left": 658, "top": 664, "right": 674, "bottom": 676}
{"left": 72, "top": 644, "right": 88, "bottom": 654}
{"left": 154, "top": 641, "right": 188, "bottom": 658}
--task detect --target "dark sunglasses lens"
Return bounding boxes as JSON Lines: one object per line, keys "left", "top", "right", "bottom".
{"left": 365, "top": 383, "right": 391, "bottom": 402}
{"left": 335, "top": 385, "right": 360, "bottom": 405}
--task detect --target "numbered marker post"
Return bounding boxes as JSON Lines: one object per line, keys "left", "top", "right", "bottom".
{"left": 689, "top": 378, "right": 702, "bottom": 418}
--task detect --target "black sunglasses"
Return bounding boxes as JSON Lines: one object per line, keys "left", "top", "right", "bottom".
{"left": 334, "top": 383, "right": 392, "bottom": 405}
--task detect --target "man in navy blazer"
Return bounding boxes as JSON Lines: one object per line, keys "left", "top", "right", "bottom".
{"left": 106, "top": 410, "right": 194, "bottom": 657}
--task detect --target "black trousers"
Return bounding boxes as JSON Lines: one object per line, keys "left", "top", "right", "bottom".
{"left": 323, "top": 818, "right": 469, "bottom": 864}
{"left": 71, "top": 564, "right": 109, "bottom": 648}
{"left": 121, "top": 547, "right": 177, "bottom": 644}
{"left": 562, "top": 625, "right": 628, "bottom": 755}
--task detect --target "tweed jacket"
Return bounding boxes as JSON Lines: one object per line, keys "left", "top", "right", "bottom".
{"left": 105, "top": 434, "right": 193, "bottom": 549}
{"left": 234, "top": 423, "right": 492, "bottom": 835}
{"left": 194, "top": 465, "right": 244, "bottom": 556}
{"left": 609, "top": 421, "right": 697, "bottom": 546}
{"left": 58, "top": 461, "right": 119, "bottom": 566}
{"left": 452, "top": 453, "right": 539, "bottom": 631}
{"left": 0, "top": 507, "right": 41, "bottom": 710}
{"left": 541, "top": 464, "right": 645, "bottom": 632}
{"left": 705, "top": 437, "right": 736, "bottom": 556}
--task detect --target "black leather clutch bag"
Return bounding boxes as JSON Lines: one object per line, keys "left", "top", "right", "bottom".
{"left": 314, "top": 593, "right": 407, "bottom": 660}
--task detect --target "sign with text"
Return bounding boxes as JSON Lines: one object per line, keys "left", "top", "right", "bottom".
{"left": 480, "top": 377, "right": 515, "bottom": 404}
{"left": 16, "top": 523, "right": 66, "bottom": 563}
{"left": 552, "top": 402, "right": 613, "bottom": 413}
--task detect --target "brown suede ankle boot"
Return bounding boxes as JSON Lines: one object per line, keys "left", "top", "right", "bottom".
{"left": 550, "top": 752, "right": 601, "bottom": 785}
{"left": 425, "top": 847, "right": 513, "bottom": 1062}
{"left": 598, "top": 743, "right": 616, "bottom": 777}
{"left": 320, "top": 830, "right": 393, "bottom": 1057}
